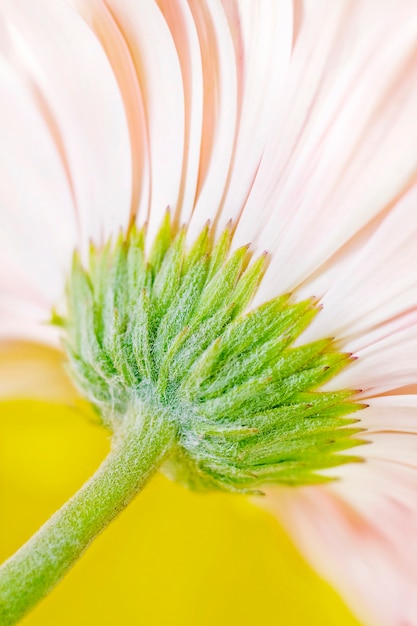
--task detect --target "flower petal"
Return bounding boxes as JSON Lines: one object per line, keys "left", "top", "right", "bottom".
{"left": 0, "top": 342, "right": 79, "bottom": 403}
{"left": 0, "top": 0, "right": 134, "bottom": 342}
{"left": 266, "top": 395, "right": 417, "bottom": 626}
{"left": 1, "top": 0, "right": 132, "bottom": 248}
{"left": 299, "top": 182, "right": 417, "bottom": 349}
{"left": 0, "top": 51, "right": 75, "bottom": 343}
{"left": 188, "top": 0, "right": 294, "bottom": 235}
{"left": 330, "top": 313, "right": 417, "bottom": 395}
{"left": 155, "top": 0, "right": 204, "bottom": 225}
{"left": 92, "top": 0, "right": 185, "bottom": 246}
{"left": 245, "top": 0, "right": 417, "bottom": 303}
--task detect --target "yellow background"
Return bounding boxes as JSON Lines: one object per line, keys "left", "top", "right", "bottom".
{"left": 0, "top": 400, "right": 361, "bottom": 625}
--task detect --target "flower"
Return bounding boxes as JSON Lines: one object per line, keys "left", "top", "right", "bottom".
{"left": 1, "top": 1, "right": 417, "bottom": 625}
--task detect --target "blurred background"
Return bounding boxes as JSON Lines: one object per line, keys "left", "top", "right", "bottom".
{"left": 0, "top": 400, "right": 360, "bottom": 625}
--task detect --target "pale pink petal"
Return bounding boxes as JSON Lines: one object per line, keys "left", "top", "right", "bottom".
{"left": 97, "top": 0, "right": 185, "bottom": 246}
{"left": 1, "top": 5, "right": 417, "bottom": 626}
{"left": 155, "top": 0, "right": 204, "bottom": 224}
{"left": 0, "top": 295, "right": 60, "bottom": 346}
{"left": 268, "top": 478, "right": 417, "bottom": 626}
{"left": 0, "top": 0, "right": 134, "bottom": 343}
{"left": 266, "top": 396, "right": 417, "bottom": 626}
{"left": 185, "top": 0, "right": 238, "bottom": 239}
{"left": 246, "top": 0, "right": 417, "bottom": 303}
{"left": 192, "top": 0, "right": 294, "bottom": 234}
{"left": 0, "top": 341, "right": 80, "bottom": 403}
{"left": 299, "top": 183, "right": 417, "bottom": 347}
{"left": 359, "top": 434, "right": 417, "bottom": 470}
{"left": 0, "top": 52, "right": 76, "bottom": 343}
{"left": 1, "top": 0, "right": 132, "bottom": 249}
{"left": 359, "top": 395, "right": 417, "bottom": 435}
{"left": 328, "top": 314, "right": 417, "bottom": 395}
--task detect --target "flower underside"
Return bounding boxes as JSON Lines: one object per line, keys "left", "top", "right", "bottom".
{"left": 63, "top": 213, "right": 365, "bottom": 494}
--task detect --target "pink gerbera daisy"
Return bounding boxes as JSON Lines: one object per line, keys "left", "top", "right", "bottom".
{"left": 1, "top": 1, "right": 417, "bottom": 625}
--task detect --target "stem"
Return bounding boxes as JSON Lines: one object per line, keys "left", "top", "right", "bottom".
{"left": 0, "top": 406, "right": 176, "bottom": 626}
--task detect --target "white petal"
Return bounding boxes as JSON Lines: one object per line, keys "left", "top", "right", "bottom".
{"left": 0, "top": 52, "right": 76, "bottom": 336}
{"left": 155, "top": 0, "right": 204, "bottom": 225}
{"left": 2, "top": 0, "right": 132, "bottom": 249}
{"left": 360, "top": 395, "right": 417, "bottom": 434}
{"left": 212, "top": 0, "right": 294, "bottom": 235}
{"left": 0, "top": 341, "right": 79, "bottom": 403}
{"left": 264, "top": 395, "right": 417, "bottom": 626}
{"left": 102, "top": 0, "right": 185, "bottom": 246}
{"left": 266, "top": 461, "right": 417, "bottom": 626}
{"left": 185, "top": 0, "right": 238, "bottom": 238}
{"left": 70, "top": 0, "right": 150, "bottom": 225}
{"left": 329, "top": 314, "right": 417, "bottom": 395}
{"left": 299, "top": 183, "right": 417, "bottom": 346}
{"left": 247, "top": 0, "right": 417, "bottom": 304}
{"left": 344, "top": 433, "right": 417, "bottom": 472}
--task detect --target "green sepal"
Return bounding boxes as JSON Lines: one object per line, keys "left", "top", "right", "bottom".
{"left": 63, "top": 215, "right": 366, "bottom": 492}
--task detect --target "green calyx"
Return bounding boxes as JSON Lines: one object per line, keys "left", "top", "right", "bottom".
{"left": 64, "top": 213, "right": 365, "bottom": 494}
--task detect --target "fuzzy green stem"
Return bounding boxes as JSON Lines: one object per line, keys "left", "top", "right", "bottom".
{"left": 0, "top": 405, "right": 176, "bottom": 626}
